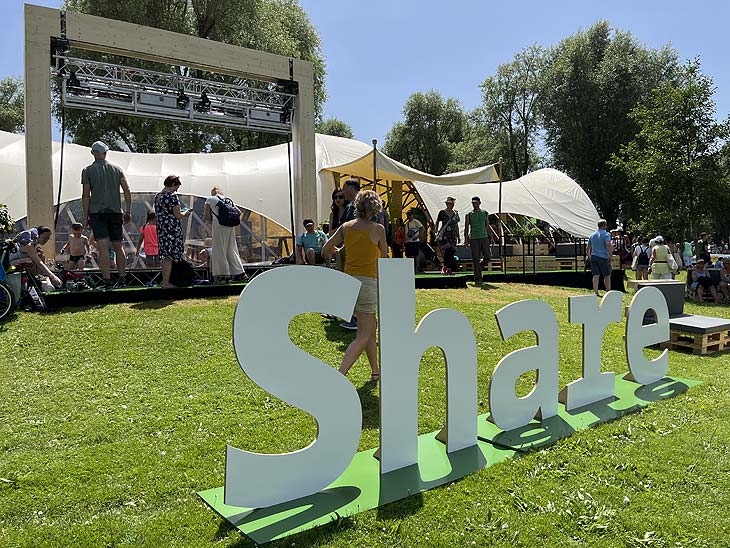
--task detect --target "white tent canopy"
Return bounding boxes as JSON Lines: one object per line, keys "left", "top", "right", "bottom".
{"left": 414, "top": 169, "right": 600, "bottom": 238}
{"left": 0, "top": 130, "right": 598, "bottom": 237}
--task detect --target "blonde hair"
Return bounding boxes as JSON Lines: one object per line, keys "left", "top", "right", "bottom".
{"left": 354, "top": 190, "right": 382, "bottom": 220}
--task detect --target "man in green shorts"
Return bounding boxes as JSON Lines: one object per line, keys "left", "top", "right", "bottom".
{"left": 81, "top": 141, "right": 132, "bottom": 289}
{"left": 464, "top": 196, "right": 491, "bottom": 285}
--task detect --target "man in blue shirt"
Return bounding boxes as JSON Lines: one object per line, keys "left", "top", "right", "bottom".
{"left": 588, "top": 219, "right": 614, "bottom": 296}
{"left": 295, "top": 219, "right": 328, "bottom": 265}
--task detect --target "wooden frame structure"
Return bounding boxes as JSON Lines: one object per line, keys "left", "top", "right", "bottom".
{"left": 24, "top": 4, "right": 317, "bottom": 241}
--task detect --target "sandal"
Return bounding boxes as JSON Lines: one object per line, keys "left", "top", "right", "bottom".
{"left": 370, "top": 372, "right": 380, "bottom": 382}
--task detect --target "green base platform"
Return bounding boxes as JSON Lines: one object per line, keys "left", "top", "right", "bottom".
{"left": 198, "top": 373, "right": 697, "bottom": 544}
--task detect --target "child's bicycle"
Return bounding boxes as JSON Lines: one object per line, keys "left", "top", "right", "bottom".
{"left": 0, "top": 240, "right": 48, "bottom": 323}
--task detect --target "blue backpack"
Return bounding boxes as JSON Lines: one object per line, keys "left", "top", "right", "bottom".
{"left": 214, "top": 196, "right": 241, "bottom": 227}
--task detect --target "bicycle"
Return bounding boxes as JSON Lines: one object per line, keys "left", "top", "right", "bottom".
{"left": 0, "top": 240, "right": 17, "bottom": 321}
{"left": 0, "top": 240, "right": 48, "bottom": 323}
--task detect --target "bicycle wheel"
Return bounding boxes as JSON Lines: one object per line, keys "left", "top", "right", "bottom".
{"left": 0, "top": 282, "right": 15, "bottom": 322}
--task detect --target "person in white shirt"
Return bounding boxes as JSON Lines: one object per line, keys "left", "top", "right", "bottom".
{"left": 204, "top": 186, "right": 245, "bottom": 283}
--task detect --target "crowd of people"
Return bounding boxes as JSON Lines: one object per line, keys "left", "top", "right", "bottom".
{"left": 608, "top": 226, "right": 730, "bottom": 304}
{"left": 9, "top": 142, "right": 730, "bottom": 319}
{"left": 8, "top": 141, "right": 248, "bottom": 290}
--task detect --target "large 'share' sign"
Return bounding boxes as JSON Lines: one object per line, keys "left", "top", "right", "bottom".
{"left": 200, "top": 260, "right": 687, "bottom": 544}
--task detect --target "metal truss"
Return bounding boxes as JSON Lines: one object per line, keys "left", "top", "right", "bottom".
{"left": 52, "top": 55, "right": 297, "bottom": 134}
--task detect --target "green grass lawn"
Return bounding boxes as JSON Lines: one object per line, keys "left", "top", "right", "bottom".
{"left": 1, "top": 281, "right": 729, "bottom": 547}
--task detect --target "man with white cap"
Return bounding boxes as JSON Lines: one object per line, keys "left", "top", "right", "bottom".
{"left": 81, "top": 141, "right": 132, "bottom": 289}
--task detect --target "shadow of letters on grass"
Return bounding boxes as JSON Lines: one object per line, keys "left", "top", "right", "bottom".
{"left": 198, "top": 260, "right": 693, "bottom": 544}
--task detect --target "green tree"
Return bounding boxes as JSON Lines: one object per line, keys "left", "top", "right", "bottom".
{"left": 316, "top": 117, "right": 354, "bottom": 139}
{"left": 480, "top": 45, "right": 545, "bottom": 178}
{"left": 60, "top": 0, "right": 326, "bottom": 153}
{"left": 610, "top": 60, "right": 729, "bottom": 239}
{"left": 540, "top": 21, "right": 677, "bottom": 226}
{"left": 448, "top": 108, "right": 528, "bottom": 180}
{"left": 0, "top": 77, "right": 24, "bottom": 134}
{"left": 382, "top": 91, "right": 465, "bottom": 175}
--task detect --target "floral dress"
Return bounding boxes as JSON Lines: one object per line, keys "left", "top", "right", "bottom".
{"left": 154, "top": 190, "right": 184, "bottom": 260}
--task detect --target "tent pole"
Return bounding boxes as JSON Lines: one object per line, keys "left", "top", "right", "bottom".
{"left": 286, "top": 138, "right": 296, "bottom": 256}
{"left": 498, "top": 157, "right": 504, "bottom": 271}
{"left": 372, "top": 139, "right": 378, "bottom": 192}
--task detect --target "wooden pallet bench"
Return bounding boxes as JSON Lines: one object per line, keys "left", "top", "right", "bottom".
{"left": 661, "top": 314, "right": 730, "bottom": 355}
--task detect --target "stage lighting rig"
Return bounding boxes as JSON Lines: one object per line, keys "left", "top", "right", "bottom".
{"left": 194, "top": 91, "right": 211, "bottom": 113}
{"left": 51, "top": 55, "right": 298, "bottom": 134}
{"left": 176, "top": 88, "right": 189, "bottom": 109}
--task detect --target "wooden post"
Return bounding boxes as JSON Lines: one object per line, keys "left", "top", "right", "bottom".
{"left": 391, "top": 181, "right": 403, "bottom": 224}
{"left": 497, "top": 157, "right": 504, "bottom": 272}
{"left": 291, "top": 59, "right": 317, "bottom": 230}
{"left": 24, "top": 5, "right": 57, "bottom": 256}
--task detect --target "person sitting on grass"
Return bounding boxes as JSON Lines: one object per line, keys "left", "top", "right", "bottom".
{"left": 719, "top": 259, "right": 730, "bottom": 303}
{"left": 60, "top": 222, "right": 91, "bottom": 271}
{"left": 9, "top": 226, "right": 62, "bottom": 288}
{"left": 295, "top": 219, "right": 328, "bottom": 265}
{"left": 691, "top": 259, "right": 721, "bottom": 304}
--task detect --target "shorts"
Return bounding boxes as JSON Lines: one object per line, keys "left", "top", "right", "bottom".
{"left": 590, "top": 255, "right": 611, "bottom": 277}
{"left": 69, "top": 254, "right": 85, "bottom": 263}
{"left": 635, "top": 264, "right": 649, "bottom": 274}
{"left": 144, "top": 254, "right": 160, "bottom": 268}
{"left": 405, "top": 242, "right": 420, "bottom": 258}
{"left": 306, "top": 250, "right": 324, "bottom": 264}
{"left": 90, "top": 212, "right": 123, "bottom": 242}
{"left": 9, "top": 251, "right": 32, "bottom": 265}
{"left": 691, "top": 277, "right": 713, "bottom": 290}
{"left": 353, "top": 275, "right": 377, "bottom": 314}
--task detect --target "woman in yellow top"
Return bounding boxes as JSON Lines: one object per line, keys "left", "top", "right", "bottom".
{"left": 649, "top": 236, "right": 673, "bottom": 280}
{"left": 323, "top": 190, "right": 388, "bottom": 381}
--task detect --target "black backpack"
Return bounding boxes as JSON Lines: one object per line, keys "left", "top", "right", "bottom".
{"left": 637, "top": 245, "right": 650, "bottom": 266}
{"left": 213, "top": 196, "right": 241, "bottom": 227}
{"left": 169, "top": 259, "right": 196, "bottom": 287}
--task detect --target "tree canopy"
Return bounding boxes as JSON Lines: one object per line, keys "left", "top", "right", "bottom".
{"left": 0, "top": 77, "right": 24, "bottom": 134}
{"left": 611, "top": 59, "right": 729, "bottom": 239}
{"left": 316, "top": 117, "right": 354, "bottom": 139}
{"left": 60, "top": 0, "right": 326, "bottom": 153}
{"left": 480, "top": 45, "right": 545, "bottom": 178}
{"left": 539, "top": 21, "right": 677, "bottom": 226}
{"left": 382, "top": 91, "right": 466, "bottom": 176}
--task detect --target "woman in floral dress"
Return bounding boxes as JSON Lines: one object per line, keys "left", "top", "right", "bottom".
{"left": 154, "top": 175, "right": 191, "bottom": 288}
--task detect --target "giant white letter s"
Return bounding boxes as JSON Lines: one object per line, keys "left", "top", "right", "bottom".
{"left": 225, "top": 266, "right": 362, "bottom": 508}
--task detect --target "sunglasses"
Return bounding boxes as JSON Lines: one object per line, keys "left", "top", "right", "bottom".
{"left": 335, "top": 195, "right": 344, "bottom": 200}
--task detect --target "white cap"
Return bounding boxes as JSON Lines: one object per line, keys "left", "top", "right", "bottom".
{"left": 91, "top": 141, "right": 109, "bottom": 153}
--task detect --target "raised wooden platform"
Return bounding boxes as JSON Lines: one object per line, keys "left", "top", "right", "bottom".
{"left": 661, "top": 314, "right": 730, "bottom": 355}
{"left": 42, "top": 268, "right": 623, "bottom": 311}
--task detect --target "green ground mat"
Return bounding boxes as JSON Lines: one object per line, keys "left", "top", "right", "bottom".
{"left": 200, "top": 373, "right": 697, "bottom": 544}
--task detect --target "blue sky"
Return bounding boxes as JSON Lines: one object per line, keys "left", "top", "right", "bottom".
{"left": 4, "top": 0, "right": 729, "bottom": 146}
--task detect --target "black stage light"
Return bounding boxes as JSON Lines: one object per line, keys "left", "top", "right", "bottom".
{"left": 67, "top": 71, "right": 82, "bottom": 90}
{"left": 194, "top": 91, "right": 211, "bottom": 113}
{"left": 177, "top": 88, "right": 189, "bottom": 109}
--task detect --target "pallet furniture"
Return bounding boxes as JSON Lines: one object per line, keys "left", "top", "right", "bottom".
{"left": 504, "top": 256, "right": 556, "bottom": 272}
{"left": 661, "top": 314, "right": 730, "bottom": 355}
{"left": 685, "top": 268, "right": 723, "bottom": 302}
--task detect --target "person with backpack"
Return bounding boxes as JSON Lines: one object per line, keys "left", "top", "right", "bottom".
{"left": 204, "top": 186, "right": 245, "bottom": 283}
{"left": 632, "top": 237, "right": 651, "bottom": 280}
